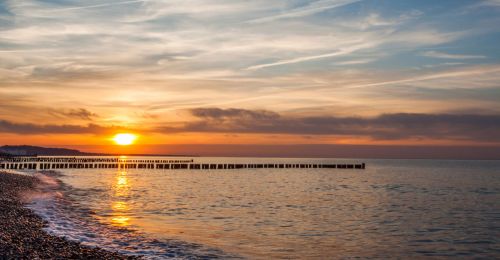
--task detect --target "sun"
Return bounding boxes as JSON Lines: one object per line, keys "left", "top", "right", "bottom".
{"left": 112, "top": 133, "right": 137, "bottom": 146}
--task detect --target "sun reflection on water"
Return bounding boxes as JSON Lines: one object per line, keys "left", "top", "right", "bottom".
{"left": 117, "top": 175, "right": 128, "bottom": 186}
{"left": 111, "top": 170, "right": 132, "bottom": 227}
{"left": 112, "top": 201, "right": 129, "bottom": 211}
{"left": 111, "top": 216, "right": 131, "bottom": 227}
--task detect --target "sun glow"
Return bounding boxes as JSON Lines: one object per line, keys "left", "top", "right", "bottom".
{"left": 113, "top": 133, "right": 137, "bottom": 146}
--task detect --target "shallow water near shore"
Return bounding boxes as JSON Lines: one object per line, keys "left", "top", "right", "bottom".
{"left": 28, "top": 157, "right": 500, "bottom": 258}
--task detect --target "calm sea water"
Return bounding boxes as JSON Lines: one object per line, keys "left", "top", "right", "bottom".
{"left": 29, "top": 157, "right": 500, "bottom": 259}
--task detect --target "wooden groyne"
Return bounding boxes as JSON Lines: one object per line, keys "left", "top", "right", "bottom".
{"left": 0, "top": 157, "right": 365, "bottom": 171}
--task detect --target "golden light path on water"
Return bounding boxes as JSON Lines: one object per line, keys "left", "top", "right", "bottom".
{"left": 111, "top": 170, "right": 131, "bottom": 227}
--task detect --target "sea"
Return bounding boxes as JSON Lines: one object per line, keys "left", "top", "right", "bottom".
{"left": 27, "top": 157, "right": 500, "bottom": 259}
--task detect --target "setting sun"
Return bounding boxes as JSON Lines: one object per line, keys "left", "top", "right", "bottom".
{"left": 112, "top": 133, "right": 137, "bottom": 146}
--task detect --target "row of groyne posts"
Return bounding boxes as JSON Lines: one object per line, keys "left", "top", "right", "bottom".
{"left": 0, "top": 157, "right": 366, "bottom": 171}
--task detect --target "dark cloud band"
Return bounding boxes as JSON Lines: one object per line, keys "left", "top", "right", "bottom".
{"left": 1, "top": 108, "right": 499, "bottom": 142}
{"left": 0, "top": 120, "right": 123, "bottom": 135}
{"left": 160, "top": 108, "right": 500, "bottom": 141}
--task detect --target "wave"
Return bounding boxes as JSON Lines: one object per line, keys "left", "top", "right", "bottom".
{"left": 25, "top": 172, "right": 234, "bottom": 259}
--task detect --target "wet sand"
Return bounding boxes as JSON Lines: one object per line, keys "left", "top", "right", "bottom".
{"left": 0, "top": 171, "right": 137, "bottom": 259}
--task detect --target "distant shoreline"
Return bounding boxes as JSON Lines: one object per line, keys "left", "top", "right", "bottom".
{"left": 1, "top": 154, "right": 195, "bottom": 157}
{"left": 0, "top": 145, "right": 194, "bottom": 158}
{"left": 0, "top": 171, "right": 136, "bottom": 259}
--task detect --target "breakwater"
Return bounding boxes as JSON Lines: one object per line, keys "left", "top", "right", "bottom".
{"left": 0, "top": 156, "right": 365, "bottom": 170}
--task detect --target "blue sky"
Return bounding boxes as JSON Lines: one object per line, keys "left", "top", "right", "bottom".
{"left": 0, "top": 0, "right": 500, "bottom": 146}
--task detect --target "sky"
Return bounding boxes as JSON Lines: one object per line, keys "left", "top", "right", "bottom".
{"left": 1, "top": 0, "right": 500, "bottom": 157}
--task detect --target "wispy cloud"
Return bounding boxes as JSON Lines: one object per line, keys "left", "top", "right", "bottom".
{"left": 8, "top": 0, "right": 148, "bottom": 14}
{"left": 48, "top": 108, "right": 99, "bottom": 121}
{"left": 421, "top": 51, "right": 486, "bottom": 59}
{"left": 0, "top": 49, "right": 53, "bottom": 53}
{"left": 247, "top": 50, "right": 348, "bottom": 70}
{"left": 244, "top": 27, "right": 462, "bottom": 70}
{"left": 341, "top": 10, "right": 423, "bottom": 30}
{"left": 247, "top": 0, "right": 360, "bottom": 24}
{"left": 333, "top": 58, "right": 376, "bottom": 65}
{"left": 479, "top": 0, "right": 500, "bottom": 7}
{"left": 343, "top": 66, "right": 500, "bottom": 89}
{"left": 422, "top": 62, "right": 465, "bottom": 68}
{"left": 246, "top": 42, "right": 375, "bottom": 70}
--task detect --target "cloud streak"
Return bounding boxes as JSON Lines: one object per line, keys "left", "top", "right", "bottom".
{"left": 48, "top": 108, "right": 99, "bottom": 121}
{"left": 9, "top": 0, "right": 148, "bottom": 14}
{"left": 342, "top": 66, "right": 500, "bottom": 89}
{"left": 246, "top": 43, "right": 373, "bottom": 70}
{"left": 421, "top": 51, "right": 486, "bottom": 60}
{"left": 247, "top": 0, "right": 360, "bottom": 24}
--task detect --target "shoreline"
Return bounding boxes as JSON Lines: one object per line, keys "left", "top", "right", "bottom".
{"left": 0, "top": 171, "right": 137, "bottom": 259}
